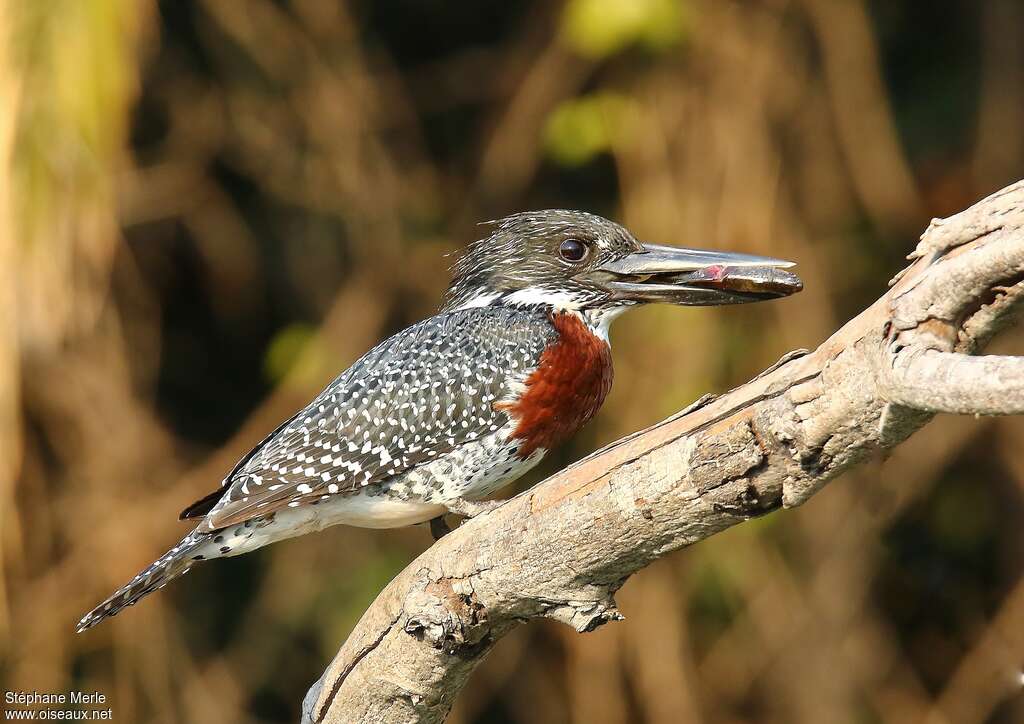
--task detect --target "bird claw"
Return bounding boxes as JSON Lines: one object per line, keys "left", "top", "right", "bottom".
{"left": 428, "top": 515, "right": 452, "bottom": 541}
{"left": 428, "top": 500, "right": 504, "bottom": 541}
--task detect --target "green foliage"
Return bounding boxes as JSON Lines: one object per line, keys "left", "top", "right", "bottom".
{"left": 561, "top": 0, "right": 689, "bottom": 58}
{"left": 928, "top": 473, "right": 995, "bottom": 554}
{"left": 543, "top": 92, "right": 632, "bottom": 166}
{"left": 264, "top": 323, "right": 326, "bottom": 386}
{"left": 8, "top": 0, "right": 136, "bottom": 246}
{"left": 317, "top": 550, "right": 409, "bottom": 649}
{"left": 687, "top": 554, "right": 746, "bottom": 652}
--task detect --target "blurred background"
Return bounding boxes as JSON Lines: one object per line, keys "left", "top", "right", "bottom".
{"left": 2, "top": 1, "right": 1023, "bottom": 722}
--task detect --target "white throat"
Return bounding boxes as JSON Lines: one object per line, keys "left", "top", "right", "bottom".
{"left": 581, "top": 307, "right": 627, "bottom": 343}
{"left": 503, "top": 286, "right": 584, "bottom": 310}
{"left": 454, "top": 285, "right": 629, "bottom": 345}
{"left": 455, "top": 285, "right": 583, "bottom": 312}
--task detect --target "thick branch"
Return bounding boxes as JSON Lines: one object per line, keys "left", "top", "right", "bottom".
{"left": 303, "top": 181, "right": 1024, "bottom": 724}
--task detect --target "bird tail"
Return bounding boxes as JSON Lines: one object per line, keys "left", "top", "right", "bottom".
{"left": 76, "top": 531, "right": 208, "bottom": 632}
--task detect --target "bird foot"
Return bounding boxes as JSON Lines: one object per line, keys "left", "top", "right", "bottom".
{"left": 428, "top": 515, "right": 452, "bottom": 541}
{"left": 427, "top": 500, "right": 505, "bottom": 541}
{"left": 444, "top": 498, "right": 504, "bottom": 518}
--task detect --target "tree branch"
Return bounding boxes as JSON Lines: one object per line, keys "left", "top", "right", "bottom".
{"left": 885, "top": 349, "right": 1024, "bottom": 415}
{"left": 302, "top": 181, "right": 1024, "bottom": 724}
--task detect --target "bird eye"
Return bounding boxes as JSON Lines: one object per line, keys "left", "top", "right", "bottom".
{"left": 558, "top": 239, "right": 589, "bottom": 263}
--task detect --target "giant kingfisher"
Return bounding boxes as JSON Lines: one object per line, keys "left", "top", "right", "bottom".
{"left": 78, "top": 210, "right": 801, "bottom": 631}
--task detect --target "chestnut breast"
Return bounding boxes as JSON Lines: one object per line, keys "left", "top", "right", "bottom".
{"left": 496, "top": 311, "right": 614, "bottom": 458}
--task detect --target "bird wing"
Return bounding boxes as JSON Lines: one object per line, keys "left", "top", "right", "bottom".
{"left": 198, "top": 306, "right": 554, "bottom": 531}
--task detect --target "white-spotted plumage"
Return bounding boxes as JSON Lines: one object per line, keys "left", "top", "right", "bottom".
{"left": 77, "top": 209, "right": 652, "bottom": 632}
{"left": 195, "top": 305, "right": 557, "bottom": 530}
{"left": 78, "top": 305, "right": 562, "bottom": 631}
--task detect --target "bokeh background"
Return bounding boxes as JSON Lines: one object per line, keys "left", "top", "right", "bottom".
{"left": 2, "top": 1, "right": 1024, "bottom": 722}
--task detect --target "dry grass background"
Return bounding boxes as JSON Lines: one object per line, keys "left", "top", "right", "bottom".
{"left": 2, "top": 1, "right": 1023, "bottom": 722}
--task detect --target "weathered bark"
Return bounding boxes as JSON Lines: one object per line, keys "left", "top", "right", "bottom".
{"left": 302, "top": 181, "right": 1024, "bottom": 724}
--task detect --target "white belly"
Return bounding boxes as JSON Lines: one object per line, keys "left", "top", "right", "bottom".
{"left": 206, "top": 493, "right": 443, "bottom": 558}
{"left": 207, "top": 428, "right": 546, "bottom": 557}
{"left": 330, "top": 493, "right": 445, "bottom": 528}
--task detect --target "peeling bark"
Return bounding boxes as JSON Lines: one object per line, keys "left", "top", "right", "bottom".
{"left": 303, "top": 181, "right": 1024, "bottom": 724}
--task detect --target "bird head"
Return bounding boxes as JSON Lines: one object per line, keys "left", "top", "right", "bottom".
{"left": 444, "top": 210, "right": 802, "bottom": 330}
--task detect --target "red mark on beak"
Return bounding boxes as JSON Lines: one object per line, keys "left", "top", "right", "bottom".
{"left": 703, "top": 264, "right": 727, "bottom": 282}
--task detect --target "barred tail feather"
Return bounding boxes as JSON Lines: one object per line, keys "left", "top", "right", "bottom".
{"left": 76, "top": 532, "right": 207, "bottom": 632}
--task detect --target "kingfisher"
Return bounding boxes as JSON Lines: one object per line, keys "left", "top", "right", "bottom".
{"left": 77, "top": 210, "right": 801, "bottom": 631}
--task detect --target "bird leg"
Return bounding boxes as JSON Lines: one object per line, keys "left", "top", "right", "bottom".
{"left": 429, "top": 500, "right": 504, "bottom": 540}
{"left": 428, "top": 515, "right": 452, "bottom": 541}
{"left": 444, "top": 498, "right": 505, "bottom": 518}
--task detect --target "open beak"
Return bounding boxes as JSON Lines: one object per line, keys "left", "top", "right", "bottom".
{"left": 588, "top": 243, "right": 803, "bottom": 306}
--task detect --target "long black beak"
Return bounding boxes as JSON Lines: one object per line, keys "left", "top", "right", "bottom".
{"left": 588, "top": 243, "right": 802, "bottom": 306}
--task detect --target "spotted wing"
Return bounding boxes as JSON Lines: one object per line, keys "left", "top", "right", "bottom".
{"left": 199, "top": 307, "right": 555, "bottom": 531}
